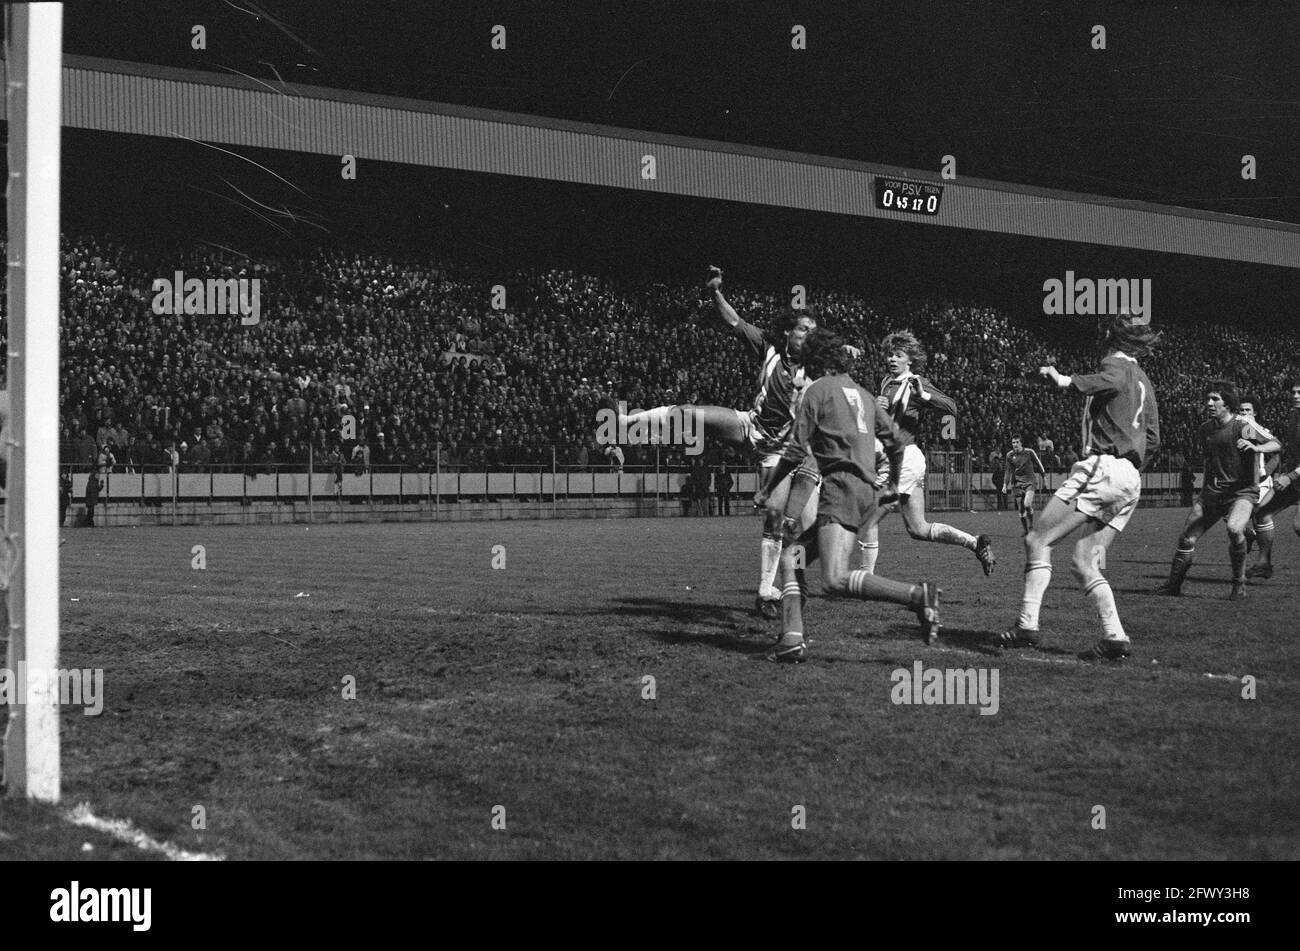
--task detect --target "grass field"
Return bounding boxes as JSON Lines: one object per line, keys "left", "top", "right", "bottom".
{"left": 1, "top": 505, "right": 1298, "bottom": 860}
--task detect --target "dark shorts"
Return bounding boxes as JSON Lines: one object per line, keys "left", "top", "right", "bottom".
{"left": 815, "top": 470, "right": 877, "bottom": 533}
{"left": 1258, "top": 480, "right": 1300, "bottom": 517}
{"left": 1198, "top": 487, "right": 1258, "bottom": 522}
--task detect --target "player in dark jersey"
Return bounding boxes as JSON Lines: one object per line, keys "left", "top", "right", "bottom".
{"left": 1235, "top": 395, "right": 1281, "bottom": 577}
{"left": 603, "top": 267, "right": 821, "bottom": 617}
{"left": 854, "top": 331, "right": 995, "bottom": 577}
{"left": 1246, "top": 380, "right": 1300, "bottom": 578}
{"left": 1000, "top": 314, "right": 1161, "bottom": 661}
{"left": 1002, "top": 436, "right": 1047, "bottom": 536}
{"left": 1156, "top": 381, "right": 1274, "bottom": 601}
{"left": 753, "top": 329, "right": 941, "bottom": 662}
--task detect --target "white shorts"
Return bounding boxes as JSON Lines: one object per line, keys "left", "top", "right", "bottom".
{"left": 1054, "top": 454, "right": 1141, "bottom": 532}
{"left": 737, "top": 409, "right": 785, "bottom": 466}
{"left": 887, "top": 444, "right": 927, "bottom": 498}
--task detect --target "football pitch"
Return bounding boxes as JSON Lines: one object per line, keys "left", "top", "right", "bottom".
{"left": 2, "top": 506, "right": 1297, "bottom": 860}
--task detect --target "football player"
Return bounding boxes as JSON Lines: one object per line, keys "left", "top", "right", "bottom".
{"left": 606, "top": 267, "right": 846, "bottom": 618}
{"left": 754, "top": 327, "right": 941, "bottom": 662}
{"left": 1155, "top": 380, "right": 1270, "bottom": 601}
{"left": 1244, "top": 380, "right": 1300, "bottom": 578}
{"left": 1002, "top": 436, "right": 1047, "bottom": 536}
{"left": 1235, "top": 395, "right": 1281, "bottom": 577}
{"left": 1001, "top": 314, "right": 1161, "bottom": 661}
{"left": 854, "top": 331, "right": 995, "bottom": 576}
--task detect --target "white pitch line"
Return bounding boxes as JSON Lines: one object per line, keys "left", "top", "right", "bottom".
{"left": 66, "top": 803, "right": 225, "bottom": 862}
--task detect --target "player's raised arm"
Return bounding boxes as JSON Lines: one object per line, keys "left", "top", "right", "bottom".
{"left": 706, "top": 266, "right": 742, "bottom": 329}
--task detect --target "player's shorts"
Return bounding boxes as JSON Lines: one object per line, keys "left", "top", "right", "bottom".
{"left": 1199, "top": 486, "right": 1260, "bottom": 523}
{"left": 884, "top": 443, "right": 926, "bottom": 498}
{"left": 738, "top": 409, "right": 787, "bottom": 467}
{"left": 815, "top": 470, "right": 877, "bottom": 533}
{"left": 1054, "top": 454, "right": 1141, "bottom": 532}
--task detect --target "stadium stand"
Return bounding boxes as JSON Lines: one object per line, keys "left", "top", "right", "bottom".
{"left": 2, "top": 236, "right": 1297, "bottom": 479}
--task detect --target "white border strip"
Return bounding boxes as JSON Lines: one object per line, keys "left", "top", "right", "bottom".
{"left": 66, "top": 803, "right": 225, "bottom": 861}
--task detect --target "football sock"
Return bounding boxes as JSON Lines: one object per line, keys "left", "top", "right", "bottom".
{"left": 845, "top": 569, "right": 914, "bottom": 604}
{"left": 1168, "top": 545, "right": 1195, "bottom": 590}
{"left": 1229, "top": 536, "right": 1247, "bottom": 583}
{"left": 927, "top": 522, "right": 977, "bottom": 550}
{"left": 1016, "top": 561, "right": 1052, "bottom": 630}
{"left": 857, "top": 539, "right": 880, "bottom": 574}
{"left": 1083, "top": 577, "right": 1126, "bottom": 640}
{"left": 1256, "top": 518, "right": 1275, "bottom": 565}
{"left": 781, "top": 575, "right": 806, "bottom": 634}
{"left": 759, "top": 535, "right": 782, "bottom": 599}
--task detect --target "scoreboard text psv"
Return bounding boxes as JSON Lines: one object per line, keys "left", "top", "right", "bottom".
{"left": 874, "top": 177, "right": 944, "bottom": 216}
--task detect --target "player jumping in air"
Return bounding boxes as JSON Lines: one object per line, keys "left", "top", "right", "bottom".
{"left": 607, "top": 267, "right": 841, "bottom": 618}
{"left": 1156, "top": 381, "right": 1274, "bottom": 600}
{"left": 854, "top": 331, "right": 995, "bottom": 577}
{"left": 754, "top": 328, "right": 941, "bottom": 662}
{"left": 1002, "top": 436, "right": 1047, "bottom": 536}
{"left": 1245, "top": 380, "right": 1300, "bottom": 579}
{"left": 1235, "top": 394, "right": 1281, "bottom": 575}
{"left": 1000, "top": 314, "right": 1161, "bottom": 661}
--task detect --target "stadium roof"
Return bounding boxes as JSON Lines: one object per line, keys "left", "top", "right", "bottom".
{"left": 9, "top": 53, "right": 1299, "bottom": 269}
{"left": 54, "top": 0, "right": 1300, "bottom": 224}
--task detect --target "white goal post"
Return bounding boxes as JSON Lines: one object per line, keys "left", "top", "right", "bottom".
{"left": 3, "top": 2, "right": 63, "bottom": 802}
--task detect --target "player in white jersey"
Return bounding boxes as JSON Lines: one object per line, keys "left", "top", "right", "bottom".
{"left": 1237, "top": 394, "right": 1282, "bottom": 578}
{"left": 601, "top": 267, "right": 831, "bottom": 617}
{"left": 854, "top": 331, "right": 996, "bottom": 577}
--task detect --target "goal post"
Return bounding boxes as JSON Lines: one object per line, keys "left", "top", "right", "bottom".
{"left": 3, "top": 2, "right": 63, "bottom": 802}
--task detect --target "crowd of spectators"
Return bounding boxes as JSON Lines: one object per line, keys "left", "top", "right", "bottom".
{"left": 2, "top": 236, "right": 1297, "bottom": 476}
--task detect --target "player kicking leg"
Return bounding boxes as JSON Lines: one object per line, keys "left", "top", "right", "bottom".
{"left": 602, "top": 266, "right": 861, "bottom": 617}
{"left": 1001, "top": 314, "right": 1161, "bottom": 660}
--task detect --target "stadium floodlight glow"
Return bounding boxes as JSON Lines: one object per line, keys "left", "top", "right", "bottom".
{"left": 3, "top": 2, "right": 63, "bottom": 802}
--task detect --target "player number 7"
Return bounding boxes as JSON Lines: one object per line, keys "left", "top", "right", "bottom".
{"left": 1131, "top": 381, "right": 1146, "bottom": 430}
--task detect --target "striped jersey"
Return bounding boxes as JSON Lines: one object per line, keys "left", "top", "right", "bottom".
{"left": 879, "top": 373, "right": 957, "bottom": 445}
{"left": 733, "top": 318, "right": 807, "bottom": 440}
{"left": 1237, "top": 413, "right": 1277, "bottom": 481}
{"left": 1070, "top": 353, "right": 1160, "bottom": 469}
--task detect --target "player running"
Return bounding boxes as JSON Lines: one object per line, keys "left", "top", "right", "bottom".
{"left": 1245, "top": 380, "right": 1300, "bottom": 579}
{"left": 1000, "top": 314, "right": 1161, "bottom": 661}
{"left": 1155, "top": 381, "right": 1270, "bottom": 601}
{"left": 606, "top": 267, "right": 845, "bottom": 618}
{"left": 754, "top": 328, "right": 941, "bottom": 663}
{"left": 1235, "top": 394, "right": 1282, "bottom": 576}
{"left": 1002, "top": 436, "right": 1047, "bottom": 536}
{"left": 854, "top": 331, "right": 995, "bottom": 576}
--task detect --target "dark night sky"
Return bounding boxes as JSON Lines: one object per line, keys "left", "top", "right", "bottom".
{"left": 54, "top": 0, "right": 1300, "bottom": 224}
